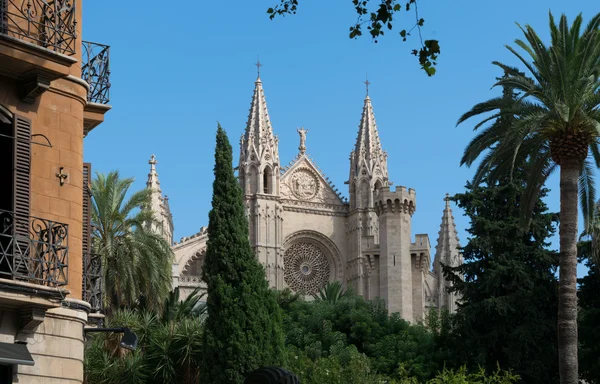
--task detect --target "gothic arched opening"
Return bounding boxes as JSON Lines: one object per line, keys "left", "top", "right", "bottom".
{"left": 372, "top": 179, "right": 383, "bottom": 204}
{"left": 248, "top": 165, "right": 258, "bottom": 194}
{"left": 263, "top": 166, "right": 273, "bottom": 194}
{"left": 359, "top": 179, "right": 370, "bottom": 208}
{"left": 350, "top": 181, "right": 356, "bottom": 209}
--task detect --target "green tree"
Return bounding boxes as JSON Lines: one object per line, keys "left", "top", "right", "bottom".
{"left": 456, "top": 12, "right": 600, "bottom": 383}
{"left": 442, "top": 173, "right": 559, "bottom": 383}
{"left": 281, "top": 290, "right": 439, "bottom": 381}
{"left": 266, "top": 0, "right": 440, "bottom": 75}
{"left": 200, "top": 124, "right": 285, "bottom": 383}
{"left": 577, "top": 210, "right": 600, "bottom": 384}
{"left": 91, "top": 171, "right": 173, "bottom": 314}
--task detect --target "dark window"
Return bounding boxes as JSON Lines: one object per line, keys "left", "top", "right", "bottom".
{"left": 263, "top": 168, "right": 272, "bottom": 194}
{"left": 0, "top": 110, "right": 13, "bottom": 212}
{"left": 0, "top": 364, "right": 12, "bottom": 383}
{"left": 0, "top": 108, "right": 32, "bottom": 279}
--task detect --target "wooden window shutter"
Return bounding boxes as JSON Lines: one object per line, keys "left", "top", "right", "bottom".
{"left": 82, "top": 162, "right": 91, "bottom": 299}
{"left": 12, "top": 114, "right": 31, "bottom": 278}
{"left": 13, "top": 115, "right": 31, "bottom": 236}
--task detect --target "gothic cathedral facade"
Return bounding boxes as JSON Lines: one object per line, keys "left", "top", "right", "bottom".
{"left": 146, "top": 76, "right": 462, "bottom": 323}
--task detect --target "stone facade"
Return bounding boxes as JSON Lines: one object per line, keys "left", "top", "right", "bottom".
{"left": 150, "top": 76, "right": 463, "bottom": 323}
{"left": 0, "top": 0, "right": 110, "bottom": 381}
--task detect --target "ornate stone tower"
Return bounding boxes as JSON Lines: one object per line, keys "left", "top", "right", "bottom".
{"left": 346, "top": 87, "right": 389, "bottom": 295}
{"left": 433, "top": 194, "right": 462, "bottom": 313}
{"left": 375, "top": 186, "right": 416, "bottom": 322}
{"left": 145, "top": 154, "right": 174, "bottom": 245}
{"left": 238, "top": 71, "right": 285, "bottom": 288}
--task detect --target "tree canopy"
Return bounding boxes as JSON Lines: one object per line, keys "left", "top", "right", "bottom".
{"left": 443, "top": 172, "right": 560, "bottom": 383}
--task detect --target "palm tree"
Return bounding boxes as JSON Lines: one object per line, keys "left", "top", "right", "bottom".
{"left": 313, "top": 281, "right": 350, "bottom": 304}
{"left": 457, "top": 12, "right": 600, "bottom": 384}
{"left": 161, "top": 286, "right": 207, "bottom": 323}
{"left": 91, "top": 171, "right": 173, "bottom": 315}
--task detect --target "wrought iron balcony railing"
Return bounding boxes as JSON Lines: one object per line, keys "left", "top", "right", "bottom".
{"left": 82, "top": 40, "right": 110, "bottom": 104}
{"left": 0, "top": 209, "right": 68, "bottom": 287}
{"left": 83, "top": 252, "right": 102, "bottom": 312}
{"left": 0, "top": 0, "right": 77, "bottom": 55}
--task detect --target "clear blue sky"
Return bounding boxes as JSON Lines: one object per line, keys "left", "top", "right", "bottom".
{"left": 82, "top": 1, "right": 597, "bottom": 277}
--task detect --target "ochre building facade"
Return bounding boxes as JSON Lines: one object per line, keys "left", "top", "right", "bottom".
{"left": 0, "top": 0, "right": 110, "bottom": 382}
{"left": 147, "top": 76, "right": 463, "bottom": 323}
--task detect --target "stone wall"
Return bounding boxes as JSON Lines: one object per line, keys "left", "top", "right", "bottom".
{"left": 0, "top": 295, "right": 88, "bottom": 384}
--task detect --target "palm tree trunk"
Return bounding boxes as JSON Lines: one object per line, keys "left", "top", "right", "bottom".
{"left": 558, "top": 160, "right": 580, "bottom": 384}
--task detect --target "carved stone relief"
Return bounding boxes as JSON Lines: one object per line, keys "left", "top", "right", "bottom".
{"left": 281, "top": 164, "right": 344, "bottom": 205}
{"left": 290, "top": 168, "right": 319, "bottom": 200}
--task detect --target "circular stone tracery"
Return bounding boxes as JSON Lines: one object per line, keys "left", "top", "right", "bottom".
{"left": 284, "top": 242, "right": 330, "bottom": 295}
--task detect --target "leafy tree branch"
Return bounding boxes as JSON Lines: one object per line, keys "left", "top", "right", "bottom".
{"left": 266, "top": 0, "right": 440, "bottom": 76}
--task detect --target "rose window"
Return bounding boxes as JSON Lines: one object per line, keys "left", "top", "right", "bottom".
{"left": 284, "top": 242, "right": 330, "bottom": 294}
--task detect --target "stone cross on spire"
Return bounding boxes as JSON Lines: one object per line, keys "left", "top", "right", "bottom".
{"left": 147, "top": 154, "right": 160, "bottom": 190}
{"left": 255, "top": 57, "right": 262, "bottom": 79}
{"left": 149, "top": 154, "right": 157, "bottom": 169}
{"left": 364, "top": 74, "right": 370, "bottom": 96}
{"left": 297, "top": 127, "right": 309, "bottom": 154}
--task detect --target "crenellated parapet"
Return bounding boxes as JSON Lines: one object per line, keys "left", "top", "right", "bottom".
{"left": 374, "top": 186, "right": 416, "bottom": 216}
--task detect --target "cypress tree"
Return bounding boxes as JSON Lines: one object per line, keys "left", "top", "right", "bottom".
{"left": 200, "top": 124, "right": 284, "bottom": 383}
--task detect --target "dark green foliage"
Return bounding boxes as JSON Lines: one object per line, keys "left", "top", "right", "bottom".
{"left": 200, "top": 124, "right": 285, "bottom": 383}
{"left": 266, "top": 0, "right": 439, "bottom": 75}
{"left": 578, "top": 230, "right": 600, "bottom": 384}
{"left": 281, "top": 292, "right": 440, "bottom": 382}
{"left": 428, "top": 365, "right": 520, "bottom": 384}
{"left": 84, "top": 301, "right": 204, "bottom": 384}
{"left": 442, "top": 174, "right": 560, "bottom": 383}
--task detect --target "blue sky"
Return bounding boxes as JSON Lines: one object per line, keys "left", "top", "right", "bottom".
{"left": 82, "top": 1, "right": 597, "bottom": 277}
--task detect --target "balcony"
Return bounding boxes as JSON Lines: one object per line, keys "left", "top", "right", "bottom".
{"left": 82, "top": 40, "right": 111, "bottom": 136}
{"left": 0, "top": 209, "right": 68, "bottom": 289}
{"left": 0, "top": 0, "right": 77, "bottom": 55}
{"left": 82, "top": 252, "right": 102, "bottom": 313}
{"left": 0, "top": 0, "right": 78, "bottom": 102}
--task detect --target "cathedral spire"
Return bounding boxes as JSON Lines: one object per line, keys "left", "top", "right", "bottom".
{"left": 434, "top": 194, "right": 461, "bottom": 267}
{"left": 434, "top": 195, "right": 461, "bottom": 276}
{"left": 240, "top": 74, "right": 279, "bottom": 167}
{"left": 434, "top": 193, "right": 462, "bottom": 312}
{"left": 350, "top": 89, "right": 388, "bottom": 182}
{"left": 146, "top": 154, "right": 161, "bottom": 192}
{"left": 145, "top": 155, "right": 174, "bottom": 244}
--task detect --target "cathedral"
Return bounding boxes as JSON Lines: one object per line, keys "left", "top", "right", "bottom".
{"left": 144, "top": 75, "right": 463, "bottom": 323}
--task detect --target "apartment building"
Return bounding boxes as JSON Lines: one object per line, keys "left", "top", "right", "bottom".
{"left": 0, "top": 1, "right": 109, "bottom": 382}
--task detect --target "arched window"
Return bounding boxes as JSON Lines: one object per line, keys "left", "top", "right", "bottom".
{"left": 372, "top": 179, "right": 383, "bottom": 204}
{"left": 350, "top": 181, "right": 356, "bottom": 209}
{"left": 238, "top": 168, "right": 245, "bottom": 192}
{"left": 248, "top": 165, "right": 258, "bottom": 194}
{"left": 359, "top": 179, "right": 370, "bottom": 208}
{"left": 263, "top": 167, "right": 272, "bottom": 194}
